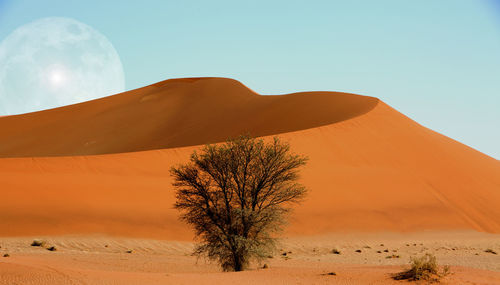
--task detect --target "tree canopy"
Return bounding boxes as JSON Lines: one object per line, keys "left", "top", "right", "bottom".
{"left": 171, "top": 135, "right": 308, "bottom": 271}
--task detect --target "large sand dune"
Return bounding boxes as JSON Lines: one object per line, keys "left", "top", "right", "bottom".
{"left": 0, "top": 77, "right": 499, "bottom": 239}
{"left": 0, "top": 78, "right": 377, "bottom": 157}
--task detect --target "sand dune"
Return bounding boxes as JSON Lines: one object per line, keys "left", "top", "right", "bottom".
{"left": 0, "top": 77, "right": 499, "bottom": 239}
{"left": 0, "top": 77, "right": 377, "bottom": 157}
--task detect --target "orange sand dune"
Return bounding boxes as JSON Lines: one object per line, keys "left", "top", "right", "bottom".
{"left": 0, "top": 77, "right": 377, "bottom": 157}
{"left": 0, "top": 77, "right": 499, "bottom": 239}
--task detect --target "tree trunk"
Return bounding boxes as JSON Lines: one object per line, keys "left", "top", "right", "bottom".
{"left": 233, "top": 253, "right": 244, "bottom": 271}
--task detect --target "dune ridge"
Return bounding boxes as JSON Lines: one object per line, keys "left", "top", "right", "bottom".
{"left": 0, "top": 77, "right": 378, "bottom": 157}
{"left": 0, "top": 77, "right": 499, "bottom": 239}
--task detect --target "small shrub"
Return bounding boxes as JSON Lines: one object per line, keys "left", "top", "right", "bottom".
{"left": 31, "top": 239, "right": 45, "bottom": 247}
{"left": 386, "top": 254, "right": 400, "bottom": 259}
{"left": 3, "top": 253, "right": 9, "bottom": 257}
{"left": 262, "top": 263, "right": 268, "bottom": 269}
{"left": 321, "top": 272, "right": 336, "bottom": 276}
{"left": 126, "top": 250, "right": 133, "bottom": 253}
{"left": 355, "top": 249, "right": 362, "bottom": 253}
{"left": 485, "top": 249, "right": 497, "bottom": 255}
{"left": 46, "top": 246, "right": 57, "bottom": 251}
{"left": 394, "top": 253, "right": 450, "bottom": 281}
{"left": 326, "top": 272, "right": 336, "bottom": 276}
{"left": 331, "top": 249, "right": 341, "bottom": 254}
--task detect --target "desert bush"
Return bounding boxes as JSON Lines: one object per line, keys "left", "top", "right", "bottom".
{"left": 31, "top": 239, "right": 45, "bottom": 247}
{"left": 485, "top": 248, "right": 497, "bottom": 255}
{"left": 322, "top": 272, "right": 336, "bottom": 276}
{"left": 394, "top": 253, "right": 450, "bottom": 281}
{"left": 171, "top": 135, "right": 308, "bottom": 271}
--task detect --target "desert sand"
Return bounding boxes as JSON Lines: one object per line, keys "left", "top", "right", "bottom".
{"left": 0, "top": 77, "right": 499, "bottom": 284}
{"left": 0, "top": 231, "right": 499, "bottom": 284}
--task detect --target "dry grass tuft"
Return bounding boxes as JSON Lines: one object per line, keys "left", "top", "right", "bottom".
{"left": 46, "top": 246, "right": 57, "bottom": 251}
{"left": 321, "top": 272, "right": 336, "bottom": 276}
{"left": 394, "top": 253, "right": 450, "bottom": 282}
{"left": 31, "top": 239, "right": 45, "bottom": 247}
{"left": 485, "top": 249, "right": 497, "bottom": 255}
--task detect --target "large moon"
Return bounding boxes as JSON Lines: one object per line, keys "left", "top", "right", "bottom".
{"left": 0, "top": 17, "right": 125, "bottom": 115}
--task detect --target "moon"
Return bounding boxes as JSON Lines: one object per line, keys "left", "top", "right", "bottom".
{"left": 0, "top": 17, "right": 125, "bottom": 115}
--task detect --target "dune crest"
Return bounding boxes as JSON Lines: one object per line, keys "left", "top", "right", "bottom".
{"left": 0, "top": 77, "right": 377, "bottom": 157}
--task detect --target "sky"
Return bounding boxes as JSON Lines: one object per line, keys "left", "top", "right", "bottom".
{"left": 0, "top": 0, "right": 499, "bottom": 159}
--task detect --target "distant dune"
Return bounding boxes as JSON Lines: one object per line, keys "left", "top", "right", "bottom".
{"left": 0, "top": 77, "right": 499, "bottom": 239}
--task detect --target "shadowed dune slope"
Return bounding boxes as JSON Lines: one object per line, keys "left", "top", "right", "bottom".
{"left": 0, "top": 77, "right": 499, "bottom": 238}
{"left": 0, "top": 77, "right": 378, "bottom": 157}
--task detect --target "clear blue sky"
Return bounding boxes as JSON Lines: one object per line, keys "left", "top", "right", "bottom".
{"left": 1, "top": 0, "right": 499, "bottom": 159}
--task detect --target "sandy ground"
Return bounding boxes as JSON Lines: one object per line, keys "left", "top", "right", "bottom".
{"left": 1, "top": 231, "right": 499, "bottom": 284}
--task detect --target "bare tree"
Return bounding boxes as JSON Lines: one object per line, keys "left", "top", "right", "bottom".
{"left": 170, "top": 135, "right": 308, "bottom": 271}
